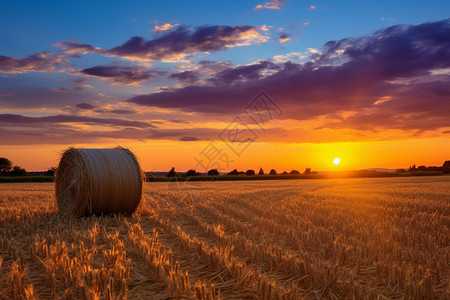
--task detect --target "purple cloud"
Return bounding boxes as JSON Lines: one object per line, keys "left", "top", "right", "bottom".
{"left": 76, "top": 102, "right": 96, "bottom": 109}
{"left": 81, "top": 63, "right": 157, "bottom": 85}
{"left": 55, "top": 25, "right": 268, "bottom": 62}
{"left": 52, "top": 78, "right": 90, "bottom": 93}
{"left": 0, "top": 114, "right": 156, "bottom": 128}
{"left": 279, "top": 33, "right": 291, "bottom": 42}
{"left": 127, "top": 19, "right": 450, "bottom": 132}
{"left": 0, "top": 52, "right": 66, "bottom": 74}
{"left": 179, "top": 136, "right": 201, "bottom": 141}
{"left": 169, "top": 70, "right": 199, "bottom": 83}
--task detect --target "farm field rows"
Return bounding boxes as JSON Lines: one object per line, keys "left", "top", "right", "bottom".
{"left": 0, "top": 177, "right": 449, "bottom": 299}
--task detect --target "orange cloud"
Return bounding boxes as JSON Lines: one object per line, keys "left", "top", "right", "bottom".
{"left": 254, "top": 0, "right": 283, "bottom": 10}
{"left": 279, "top": 33, "right": 291, "bottom": 43}
{"left": 152, "top": 23, "right": 178, "bottom": 32}
{"left": 306, "top": 4, "right": 316, "bottom": 9}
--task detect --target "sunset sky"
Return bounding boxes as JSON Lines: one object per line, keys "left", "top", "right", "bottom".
{"left": 1, "top": 0, "right": 449, "bottom": 172}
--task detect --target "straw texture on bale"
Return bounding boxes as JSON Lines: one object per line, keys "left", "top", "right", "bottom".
{"left": 55, "top": 147, "right": 144, "bottom": 216}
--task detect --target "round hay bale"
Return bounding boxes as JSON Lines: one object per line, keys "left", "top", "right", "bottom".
{"left": 55, "top": 147, "right": 144, "bottom": 217}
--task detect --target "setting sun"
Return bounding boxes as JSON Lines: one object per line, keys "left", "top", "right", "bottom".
{"left": 333, "top": 157, "right": 341, "bottom": 165}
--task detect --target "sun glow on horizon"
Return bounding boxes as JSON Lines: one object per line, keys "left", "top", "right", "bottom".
{"left": 333, "top": 157, "right": 341, "bottom": 165}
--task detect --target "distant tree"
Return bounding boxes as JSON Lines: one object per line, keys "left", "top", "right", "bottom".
{"left": 290, "top": 170, "right": 300, "bottom": 175}
{"left": 184, "top": 169, "right": 199, "bottom": 177}
{"left": 9, "top": 165, "right": 27, "bottom": 177}
{"left": 303, "top": 168, "right": 312, "bottom": 175}
{"left": 395, "top": 168, "right": 407, "bottom": 173}
{"left": 417, "top": 165, "right": 427, "bottom": 171}
{"left": 238, "top": 171, "right": 245, "bottom": 175}
{"left": 443, "top": 161, "right": 450, "bottom": 174}
{"left": 227, "top": 169, "right": 239, "bottom": 175}
{"left": 269, "top": 169, "right": 277, "bottom": 175}
{"left": 281, "top": 171, "right": 288, "bottom": 175}
{"left": 409, "top": 164, "right": 417, "bottom": 172}
{"left": 167, "top": 167, "right": 176, "bottom": 177}
{"left": 0, "top": 157, "right": 12, "bottom": 175}
{"left": 259, "top": 168, "right": 264, "bottom": 175}
{"left": 44, "top": 167, "right": 57, "bottom": 177}
{"left": 426, "top": 166, "right": 443, "bottom": 171}
{"left": 207, "top": 169, "right": 219, "bottom": 176}
{"left": 245, "top": 169, "right": 255, "bottom": 176}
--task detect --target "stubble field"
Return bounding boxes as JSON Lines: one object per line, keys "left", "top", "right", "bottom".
{"left": 0, "top": 177, "right": 449, "bottom": 299}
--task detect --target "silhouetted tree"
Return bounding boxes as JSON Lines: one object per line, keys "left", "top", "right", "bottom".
{"left": 0, "top": 157, "right": 12, "bottom": 175}
{"left": 44, "top": 167, "right": 57, "bottom": 177}
{"left": 269, "top": 169, "right": 277, "bottom": 175}
{"left": 395, "top": 168, "right": 407, "bottom": 173}
{"left": 259, "top": 168, "right": 264, "bottom": 175}
{"left": 9, "top": 165, "right": 27, "bottom": 176}
{"left": 245, "top": 169, "right": 255, "bottom": 176}
{"left": 443, "top": 161, "right": 450, "bottom": 174}
{"left": 167, "top": 167, "right": 176, "bottom": 177}
{"left": 207, "top": 169, "right": 219, "bottom": 176}
{"left": 281, "top": 171, "right": 288, "bottom": 175}
{"left": 290, "top": 170, "right": 300, "bottom": 175}
{"left": 184, "top": 169, "right": 199, "bottom": 177}
{"left": 303, "top": 168, "right": 312, "bottom": 175}
{"left": 227, "top": 169, "right": 239, "bottom": 175}
{"left": 409, "top": 164, "right": 417, "bottom": 172}
{"left": 417, "top": 165, "right": 427, "bottom": 171}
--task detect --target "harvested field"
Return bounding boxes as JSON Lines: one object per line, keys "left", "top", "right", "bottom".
{"left": 0, "top": 177, "right": 449, "bottom": 299}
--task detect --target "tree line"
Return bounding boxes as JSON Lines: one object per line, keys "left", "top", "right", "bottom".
{"left": 0, "top": 157, "right": 28, "bottom": 176}
{"left": 166, "top": 167, "right": 318, "bottom": 177}
{"left": 395, "top": 161, "right": 450, "bottom": 173}
{"left": 0, "top": 157, "right": 56, "bottom": 177}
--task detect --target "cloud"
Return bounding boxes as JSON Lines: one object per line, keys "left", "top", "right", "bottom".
{"left": 55, "top": 25, "right": 269, "bottom": 62}
{"left": 0, "top": 52, "right": 67, "bottom": 74}
{"left": 169, "top": 70, "right": 199, "bottom": 83}
{"left": 75, "top": 102, "right": 96, "bottom": 109}
{"left": 169, "top": 60, "right": 278, "bottom": 86}
{"left": 51, "top": 78, "right": 92, "bottom": 92}
{"left": 279, "top": 33, "right": 291, "bottom": 43}
{"left": 53, "top": 41, "right": 106, "bottom": 56}
{"left": 81, "top": 63, "right": 157, "bottom": 85}
{"left": 127, "top": 19, "right": 450, "bottom": 132}
{"left": 306, "top": 4, "right": 316, "bottom": 10}
{"left": 0, "top": 113, "right": 154, "bottom": 128}
{"left": 179, "top": 136, "right": 200, "bottom": 141}
{"left": 152, "top": 23, "right": 178, "bottom": 31}
{"left": 206, "top": 60, "right": 280, "bottom": 85}
{"left": 254, "top": 0, "right": 283, "bottom": 10}
{"left": 71, "top": 102, "right": 137, "bottom": 115}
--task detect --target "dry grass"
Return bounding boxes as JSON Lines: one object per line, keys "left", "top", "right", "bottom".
{"left": 0, "top": 176, "right": 449, "bottom": 299}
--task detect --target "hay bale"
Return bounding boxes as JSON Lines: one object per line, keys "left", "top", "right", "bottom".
{"left": 55, "top": 147, "right": 144, "bottom": 217}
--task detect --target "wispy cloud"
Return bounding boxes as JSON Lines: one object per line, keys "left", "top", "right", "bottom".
{"left": 0, "top": 113, "right": 155, "bottom": 128}
{"left": 81, "top": 62, "right": 159, "bottom": 86}
{"left": 254, "top": 0, "right": 283, "bottom": 10}
{"left": 306, "top": 4, "right": 316, "bottom": 10}
{"left": 0, "top": 52, "right": 67, "bottom": 74}
{"left": 51, "top": 78, "right": 92, "bottom": 92}
{"left": 152, "top": 23, "right": 179, "bottom": 31}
